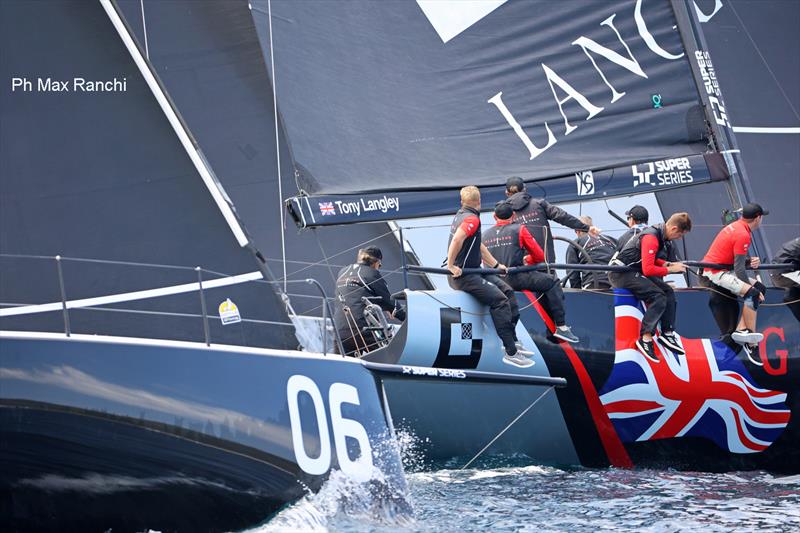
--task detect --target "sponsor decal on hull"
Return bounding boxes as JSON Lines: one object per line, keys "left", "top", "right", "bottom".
{"left": 601, "top": 292, "right": 790, "bottom": 454}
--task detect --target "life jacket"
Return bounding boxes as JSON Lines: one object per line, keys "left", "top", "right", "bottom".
{"left": 615, "top": 224, "right": 667, "bottom": 272}
{"left": 483, "top": 222, "right": 526, "bottom": 268}
{"left": 507, "top": 192, "right": 554, "bottom": 261}
{"left": 615, "top": 223, "right": 648, "bottom": 252}
{"left": 447, "top": 206, "right": 482, "bottom": 268}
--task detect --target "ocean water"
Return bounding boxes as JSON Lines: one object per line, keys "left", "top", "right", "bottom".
{"left": 251, "top": 457, "right": 800, "bottom": 532}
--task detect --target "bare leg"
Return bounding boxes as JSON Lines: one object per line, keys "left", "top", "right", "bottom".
{"left": 739, "top": 305, "right": 757, "bottom": 332}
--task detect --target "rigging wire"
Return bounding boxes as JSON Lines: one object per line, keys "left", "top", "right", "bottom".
{"left": 460, "top": 386, "right": 555, "bottom": 470}
{"left": 139, "top": 0, "right": 149, "bottom": 59}
{"left": 266, "top": 0, "right": 288, "bottom": 293}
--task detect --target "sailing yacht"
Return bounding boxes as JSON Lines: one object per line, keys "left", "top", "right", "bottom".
{"left": 256, "top": 0, "right": 799, "bottom": 472}
{"left": 1, "top": 1, "right": 798, "bottom": 529}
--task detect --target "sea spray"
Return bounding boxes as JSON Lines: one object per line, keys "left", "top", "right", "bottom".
{"left": 251, "top": 430, "right": 414, "bottom": 531}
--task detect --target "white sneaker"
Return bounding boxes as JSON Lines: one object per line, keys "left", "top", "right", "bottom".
{"left": 732, "top": 329, "right": 764, "bottom": 345}
{"left": 503, "top": 351, "right": 534, "bottom": 368}
{"left": 514, "top": 341, "right": 536, "bottom": 357}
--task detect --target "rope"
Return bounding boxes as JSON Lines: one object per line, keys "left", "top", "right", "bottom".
{"left": 272, "top": 229, "right": 396, "bottom": 282}
{"left": 460, "top": 386, "right": 555, "bottom": 470}
{"left": 419, "top": 287, "right": 545, "bottom": 317}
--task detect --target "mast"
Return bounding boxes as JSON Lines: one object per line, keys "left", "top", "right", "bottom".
{"left": 669, "top": 0, "right": 772, "bottom": 260}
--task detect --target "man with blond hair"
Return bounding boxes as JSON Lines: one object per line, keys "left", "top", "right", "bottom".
{"left": 610, "top": 213, "right": 691, "bottom": 362}
{"left": 446, "top": 186, "right": 534, "bottom": 368}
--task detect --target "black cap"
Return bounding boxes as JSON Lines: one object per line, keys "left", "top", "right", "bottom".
{"left": 494, "top": 201, "right": 514, "bottom": 220}
{"left": 625, "top": 205, "right": 649, "bottom": 223}
{"left": 361, "top": 246, "right": 383, "bottom": 260}
{"left": 505, "top": 176, "right": 526, "bottom": 193}
{"left": 742, "top": 203, "right": 768, "bottom": 219}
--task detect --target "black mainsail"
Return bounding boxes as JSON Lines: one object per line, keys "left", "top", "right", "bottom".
{"left": 253, "top": 0, "right": 730, "bottom": 227}
{"left": 657, "top": 0, "right": 800, "bottom": 261}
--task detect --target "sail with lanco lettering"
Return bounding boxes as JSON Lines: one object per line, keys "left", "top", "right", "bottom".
{"left": 249, "top": 0, "right": 730, "bottom": 227}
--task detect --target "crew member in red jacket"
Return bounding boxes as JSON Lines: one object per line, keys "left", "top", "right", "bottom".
{"left": 609, "top": 213, "right": 691, "bottom": 362}
{"left": 483, "top": 201, "right": 579, "bottom": 343}
{"left": 701, "top": 203, "right": 768, "bottom": 364}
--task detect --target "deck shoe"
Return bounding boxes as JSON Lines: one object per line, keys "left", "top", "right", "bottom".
{"left": 514, "top": 341, "right": 536, "bottom": 357}
{"left": 657, "top": 331, "right": 685, "bottom": 355}
{"left": 742, "top": 343, "right": 763, "bottom": 366}
{"left": 552, "top": 326, "right": 579, "bottom": 343}
{"left": 503, "top": 350, "right": 535, "bottom": 368}
{"left": 635, "top": 337, "right": 659, "bottom": 363}
{"left": 732, "top": 329, "right": 764, "bottom": 345}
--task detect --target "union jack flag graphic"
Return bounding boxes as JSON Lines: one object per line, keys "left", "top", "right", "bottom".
{"left": 599, "top": 291, "right": 790, "bottom": 454}
{"left": 319, "top": 202, "right": 336, "bottom": 216}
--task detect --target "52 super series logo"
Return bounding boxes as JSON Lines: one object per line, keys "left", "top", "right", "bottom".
{"left": 632, "top": 157, "right": 694, "bottom": 188}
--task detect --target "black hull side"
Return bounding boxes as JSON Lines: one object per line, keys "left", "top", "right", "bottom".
{"left": 521, "top": 288, "right": 800, "bottom": 473}
{"left": 375, "top": 287, "right": 798, "bottom": 473}
{"left": 0, "top": 334, "right": 405, "bottom": 532}
{"left": 1, "top": 402, "right": 305, "bottom": 533}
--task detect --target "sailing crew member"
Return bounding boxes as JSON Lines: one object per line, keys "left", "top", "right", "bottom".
{"left": 446, "top": 186, "right": 534, "bottom": 368}
{"left": 483, "top": 201, "right": 579, "bottom": 343}
{"left": 505, "top": 176, "right": 600, "bottom": 262}
{"left": 333, "top": 246, "right": 405, "bottom": 356}
{"left": 566, "top": 215, "right": 617, "bottom": 290}
{"left": 770, "top": 237, "right": 800, "bottom": 322}
{"left": 700, "top": 203, "right": 768, "bottom": 364}
{"left": 616, "top": 205, "right": 649, "bottom": 251}
{"left": 609, "top": 213, "right": 692, "bottom": 362}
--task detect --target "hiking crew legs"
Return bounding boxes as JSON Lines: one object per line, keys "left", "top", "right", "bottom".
{"left": 449, "top": 273, "right": 518, "bottom": 354}
{"left": 707, "top": 285, "right": 740, "bottom": 336}
{"left": 610, "top": 271, "right": 675, "bottom": 335}
{"left": 507, "top": 271, "right": 566, "bottom": 327}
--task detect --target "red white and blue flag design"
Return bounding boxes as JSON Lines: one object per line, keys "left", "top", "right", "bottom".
{"left": 319, "top": 202, "right": 336, "bottom": 216}
{"left": 599, "top": 291, "right": 790, "bottom": 454}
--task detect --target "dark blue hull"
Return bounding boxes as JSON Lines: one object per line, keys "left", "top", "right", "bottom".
{"left": 0, "top": 334, "right": 404, "bottom": 532}
{"left": 369, "top": 288, "right": 799, "bottom": 473}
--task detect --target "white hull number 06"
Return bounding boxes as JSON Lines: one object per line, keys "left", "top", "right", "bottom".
{"left": 286, "top": 375, "right": 374, "bottom": 481}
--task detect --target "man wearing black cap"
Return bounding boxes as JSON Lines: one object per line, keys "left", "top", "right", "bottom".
{"left": 701, "top": 203, "right": 768, "bottom": 365}
{"left": 484, "top": 201, "right": 580, "bottom": 343}
{"left": 333, "top": 246, "right": 406, "bottom": 356}
{"left": 616, "top": 205, "right": 649, "bottom": 251}
{"left": 505, "top": 176, "right": 600, "bottom": 262}
{"left": 446, "top": 186, "right": 534, "bottom": 368}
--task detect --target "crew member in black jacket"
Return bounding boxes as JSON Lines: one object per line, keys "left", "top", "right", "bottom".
{"left": 616, "top": 205, "right": 649, "bottom": 251}
{"left": 609, "top": 213, "right": 691, "bottom": 362}
{"left": 333, "top": 246, "right": 405, "bottom": 356}
{"left": 484, "top": 202, "right": 579, "bottom": 343}
{"left": 771, "top": 237, "right": 800, "bottom": 322}
{"left": 565, "top": 215, "right": 617, "bottom": 289}
{"left": 505, "top": 176, "right": 600, "bottom": 262}
{"left": 446, "top": 186, "right": 534, "bottom": 368}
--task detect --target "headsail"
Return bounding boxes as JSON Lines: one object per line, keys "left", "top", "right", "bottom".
{"left": 253, "top": 0, "right": 724, "bottom": 226}
{"left": 116, "top": 0, "right": 431, "bottom": 314}
{"left": 0, "top": 0, "right": 295, "bottom": 348}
